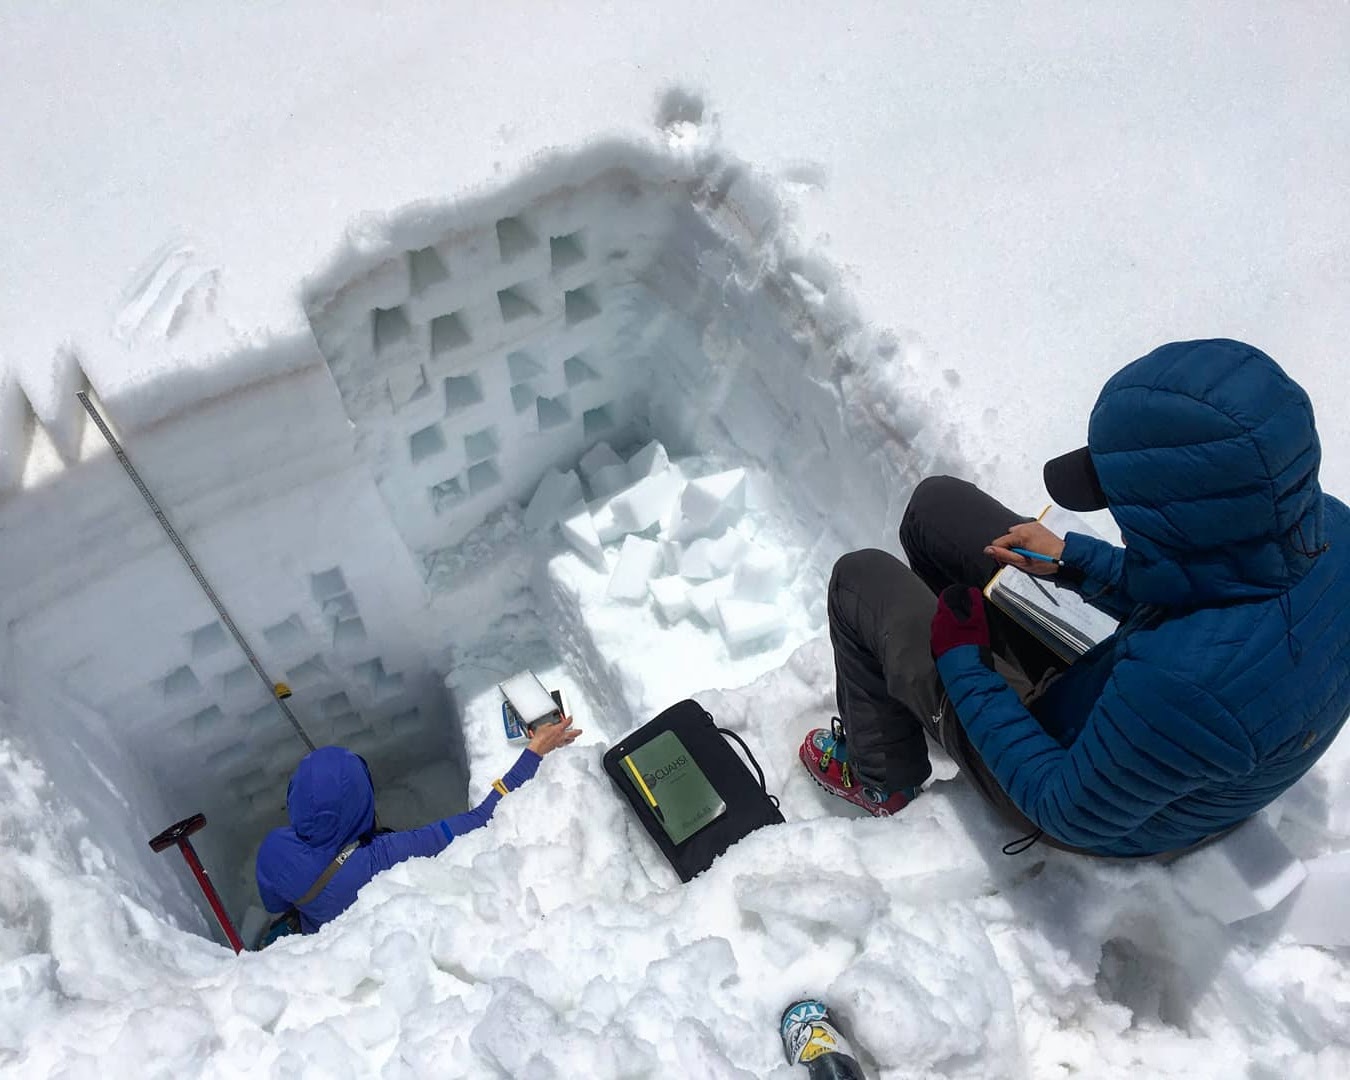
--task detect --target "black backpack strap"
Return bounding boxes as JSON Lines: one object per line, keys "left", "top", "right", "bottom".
{"left": 717, "top": 726, "right": 780, "bottom": 809}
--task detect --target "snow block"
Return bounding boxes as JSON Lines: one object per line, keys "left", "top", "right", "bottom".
{"left": 0, "top": 370, "right": 29, "bottom": 492}
{"left": 1172, "top": 814, "right": 1307, "bottom": 925}
{"left": 560, "top": 501, "right": 605, "bottom": 569}
{"left": 649, "top": 576, "right": 692, "bottom": 623}
{"left": 627, "top": 439, "right": 670, "bottom": 481}
{"left": 611, "top": 472, "right": 683, "bottom": 534}
{"left": 588, "top": 462, "right": 632, "bottom": 500}
{"left": 734, "top": 545, "right": 788, "bottom": 602}
{"left": 715, "top": 596, "right": 783, "bottom": 646}
{"left": 588, "top": 496, "right": 625, "bottom": 544}
{"left": 687, "top": 576, "right": 734, "bottom": 625}
{"left": 671, "top": 468, "right": 746, "bottom": 539}
{"left": 607, "top": 536, "right": 662, "bottom": 601}
{"left": 677, "top": 539, "right": 717, "bottom": 581}
{"left": 706, "top": 529, "right": 749, "bottom": 574}
{"left": 523, "top": 468, "right": 583, "bottom": 531}
{"left": 578, "top": 441, "right": 624, "bottom": 481}
{"left": 1276, "top": 851, "right": 1350, "bottom": 947}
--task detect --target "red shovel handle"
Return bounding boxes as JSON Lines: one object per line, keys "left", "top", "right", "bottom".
{"left": 149, "top": 813, "right": 207, "bottom": 852}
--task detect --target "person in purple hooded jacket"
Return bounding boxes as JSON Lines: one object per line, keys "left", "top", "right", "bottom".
{"left": 255, "top": 717, "right": 580, "bottom": 935}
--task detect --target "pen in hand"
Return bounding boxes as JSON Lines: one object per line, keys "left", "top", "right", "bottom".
{"left": 1009, "top": 546, "right": 1063, "bottom": 567}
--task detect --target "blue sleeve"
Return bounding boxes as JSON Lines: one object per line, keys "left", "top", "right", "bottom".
{"left": 437, "top": 749, "right": 542, "bottom": 842}
{"left": 1053, "top": 532, "right": 1135, "bottom": 621}
{"left": 365, "top": 750, "right": 543, "bottom": 869}
{"left": 936, "top": 645, "right": 1252, "bottom": 848}
{"left": 364, "top": 822, "right": 456, "bottom": 872}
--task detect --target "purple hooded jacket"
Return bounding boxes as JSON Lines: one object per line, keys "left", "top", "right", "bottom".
{"left": 255, "top": 745, "right": 539, "bottom": 932}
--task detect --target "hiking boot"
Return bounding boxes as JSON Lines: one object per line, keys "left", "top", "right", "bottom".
{"left": 799, "top": 718, "right": 917, "bottom": 817}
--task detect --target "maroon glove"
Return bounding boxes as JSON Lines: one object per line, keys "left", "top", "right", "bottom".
{"left": 930, "top": 586, "right": 991, "bottom": 659}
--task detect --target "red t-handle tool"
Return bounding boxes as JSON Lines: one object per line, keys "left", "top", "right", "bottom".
{"left": 149, "top": 813, "right": 245, "bottom": 953}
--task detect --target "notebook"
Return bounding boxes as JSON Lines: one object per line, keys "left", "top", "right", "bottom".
{"left": 620, "top": 729, "right": 727, "bottom": 845}
{"left": 983, "top": 505, "right": 1120, "bottom": 661}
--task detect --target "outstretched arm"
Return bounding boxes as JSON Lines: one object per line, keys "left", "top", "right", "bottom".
{"left": 367, "top": 716, "right": 582, "bottom": 869}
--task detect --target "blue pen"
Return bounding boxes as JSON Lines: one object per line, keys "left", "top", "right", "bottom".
{"left": 1009, "top": 546, "right": 1063, "bottom": 567}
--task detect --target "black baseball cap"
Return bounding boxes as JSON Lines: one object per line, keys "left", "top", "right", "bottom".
{"left": 1044, "top": 446, "right": 1108, "bottom": 511}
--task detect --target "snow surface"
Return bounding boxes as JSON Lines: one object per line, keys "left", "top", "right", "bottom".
{"left": 2, "top": 3, "right": 1349, "bottom": 1077}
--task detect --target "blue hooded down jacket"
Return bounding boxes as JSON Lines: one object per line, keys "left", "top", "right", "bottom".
{"left": 255, "top": 745, "right": 539, "bottom": 932}
{"left": 936, "top": 339, "right": 1350, "bottom": 855}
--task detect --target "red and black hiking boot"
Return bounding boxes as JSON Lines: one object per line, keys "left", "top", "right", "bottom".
{"left": 799, "top": 718, "right": 918, "bottom": 817}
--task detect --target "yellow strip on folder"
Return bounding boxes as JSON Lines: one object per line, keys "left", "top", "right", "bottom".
{"left": 623, "top": 754, "right": 659, "bottom": 808}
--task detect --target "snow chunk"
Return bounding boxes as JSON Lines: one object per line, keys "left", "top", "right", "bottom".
{"left": 716, "top": 596, "right": 783, "bottom": 646}
{"left": 627, "top": 439, "right": 670, "bottom": 481}
{"left": 588, "top": 463, "right": 632, "bottom": 500}
{"left": 589, "top": 497, "right": 626, "bottom": 545}
{"left": 687, "top": 576, "right": 734, "bottom": 625}
{"left": 1276, "top": 851, "right": 1350, "bottom": 947}
{"left": 1172, "top": 814, "right": 1307, "bottom": 924}
{"left": 649, "top": 576, "right": 692, "bottom": 623}
{"left": 524, "top": 468, "right": 583, "bottom": 531}
{"left": 607, "top": 536, "right": 662, "bottom": 600}
{"left": 560, "top": 502, "right": 605, "bottom": 570}
{"left": 671, "top": 468, "right": 746, "bottom": 539}
{"left": 610, "top": 471, "right": 683, "bottom": 534}
{"left": 579, "top": 441, "right": 624, "bottom": 481}
{"left": 734, "top": 546, "right": 788, "bottom": 602}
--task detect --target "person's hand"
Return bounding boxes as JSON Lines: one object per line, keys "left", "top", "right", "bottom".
{"left": 985, "top": 521, "right": 1065, "bottom": 577}
{"left": 526, "top": 715, "right": 582, "bottom": 756}
{"left": 930, "top": 586, "right": 992, "bottom": 660}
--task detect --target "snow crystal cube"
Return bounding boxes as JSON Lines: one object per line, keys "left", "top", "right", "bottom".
{"left": 627, "top": 439, "right": 670, "bottom": 481}
{"left": 659, "top": 538, "right": 682, "bottom": 574}
{"left": 610, "top": 472, "right": 683, "bottom": 534}
{"left": 607, "top": 536, "right": 662, "bottom": 601}
{"left": 578, "top": 441, "right": 624, "bottom": 481}
{"left": 524, "top": 468, "right": 583, "bottom": 531}
{"left": 706, "top": 529, "right": 749, "bottom": 574}
{"left": 1172, "top": 814, "right": 1307, "bottom": 925}
{"left": 560, "top": 502, "right": 605, "bottom": 569}
{"left": 678, "top": 540, "right": 717, "bottom": 581}
{"left": 649, "top": 576, "right": 692, "bottom": 623}
{"left": 588, "top": 496, "right": 625, "bottom": 543}
{"left": 715, "top": 596, "right": 783, "bottom": 646}
{"left": 671, "top": 468, "right": 746, "bottom": 539}
{"left": 687, "top": 576, "right": 734, "bottom": 625}
{"left": 1277, "top": 851, "right": 1350, "bottom": 947}
{"left": 734, "top": 546, "right": 788, "bottom": 602}
{"left": 588, "top": 462, "right": 632, "bottom": 500}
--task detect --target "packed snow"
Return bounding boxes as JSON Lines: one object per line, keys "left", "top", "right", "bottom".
{"left": 2, "top": 3, "right": 1349, "bottom": 1077}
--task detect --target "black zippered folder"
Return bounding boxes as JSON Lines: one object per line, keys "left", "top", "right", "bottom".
{"left": 603, "top": 699, "right": 784, "bottom": 882}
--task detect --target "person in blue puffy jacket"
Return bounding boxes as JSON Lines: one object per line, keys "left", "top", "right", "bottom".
{"left": 801, "top": 339, "right": 1350, "bottom": 857}
{"left": 256, "top": 717, "right": 579, "bottom": 934}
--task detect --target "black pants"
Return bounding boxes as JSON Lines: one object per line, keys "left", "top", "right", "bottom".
{"left": 828, "top": 475, "right": 1067, "bottom": 840}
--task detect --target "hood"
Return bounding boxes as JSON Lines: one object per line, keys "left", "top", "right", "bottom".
{"left": 255, "top": 746, "right": 375, "bottom": 909}
{"left": 1088, "top": 339, "right": 1324, "bottom": 608}
{"left": 285, "top": 746, "right": 376, "bottom": 847}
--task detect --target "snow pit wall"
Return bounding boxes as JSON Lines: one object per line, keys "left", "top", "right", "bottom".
{"left": 0, "top": 139, "right": 965, "bottom": 943}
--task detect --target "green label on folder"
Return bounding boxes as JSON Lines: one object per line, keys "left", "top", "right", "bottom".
{"left": 623, "top": 730, "right": 727, "bottom": 845}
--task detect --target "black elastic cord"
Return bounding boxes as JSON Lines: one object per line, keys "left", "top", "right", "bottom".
{"left": 1292, "top": 521, "right": 1331, "bottom": 559}
{"left": 718, "top": 727, "right": 768, "bottom": 792}
{"left": 1002, "top": 830, "right": 1043, "bottom": 856}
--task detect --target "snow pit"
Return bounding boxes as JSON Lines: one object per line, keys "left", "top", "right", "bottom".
{"left": 0, "top": 142, "right": 957, "bottom": 948}
{"left": 5, "top": 131, "right": 1345, "bottom": 1077}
